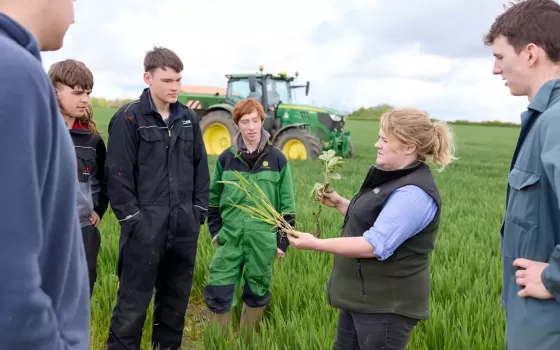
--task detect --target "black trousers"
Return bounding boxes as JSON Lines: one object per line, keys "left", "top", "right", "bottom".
{"left": 332, "top": 310, "right": 419, "bottom": 350}
{"left": 106, "top": 213, "right": 199, "bottom": 350}
{"left": 81, "top": 224, "right": 101, "bottom": 297}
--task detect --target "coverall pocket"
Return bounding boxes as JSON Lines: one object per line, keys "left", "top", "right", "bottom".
{"left": 75, "top": 146, "right": 96, "bottom": 184}
{"left": 221, "top": 171, "right": 244, "bottom": 204}
{"left": 254, "top": 171, "right": 280, "bottom": 205}
{"left": 177, "top": 126, "right": 194, "bottom": 158}
{"left": 503, "top": 167, "right": 541, "bottom": 258}
{"left": 138, "top": 127, "right": 166, "bottom": 164}
{"left": 177, "top": 126, "right": 194, "bottom": 141}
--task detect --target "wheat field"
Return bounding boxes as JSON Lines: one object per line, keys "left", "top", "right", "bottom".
{"left": 87, "top": 107, "right": 518, "bottom": 349}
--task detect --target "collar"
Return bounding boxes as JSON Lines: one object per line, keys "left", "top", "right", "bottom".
{"left": 144, "top": 88, "right": 180, "bottom": 121}
{"left": 69, "top": 119, "right": 90, "bottom": 135}
{"left": 528, "top": 78, "right": 560, "bottom": 113}
{"left": 233, "top": 127, "right": 271, "bottom": 154}
{"left": 360, "top": 161, "right": 427, "bottom": 190}
{"left": 0, "top": 13, "right": 41, "bottom": 61}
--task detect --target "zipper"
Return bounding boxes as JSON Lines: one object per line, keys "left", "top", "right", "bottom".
{"left": 232, "top": 146, "right": 269, "bottom": 173}
{"left": 251, "top": 150, "right": 269, "bottom": 173}
{"left": 168, "top": 123, "right": 175, "bottom": 138}
{"left": 357, "top": 259, "right": 366, "bottom": 296}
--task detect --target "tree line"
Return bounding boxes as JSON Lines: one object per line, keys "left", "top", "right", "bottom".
{"left": 348, "top": 104, "right": 520, "bottom": 127}
{"left": 91, "top": 97, "right": 520, "bottom": 128}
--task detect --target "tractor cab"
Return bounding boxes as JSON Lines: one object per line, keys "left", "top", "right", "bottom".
{"left": 195, "top": 67, "right": 351, "bottom": 160}
{"left": 224, "top": 68, "right": 310, "bottom": 135}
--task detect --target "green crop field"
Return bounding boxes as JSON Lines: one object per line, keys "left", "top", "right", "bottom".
{"left": 88, "top": 107, "right": 519, "bottom": 349}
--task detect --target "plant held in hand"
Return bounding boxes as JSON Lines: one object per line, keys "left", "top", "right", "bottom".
{"left": 218, "top": 171, "right": 295, "bottom": 236}
{"left": 311, "top": 149, "right": 345, "bottom": 238}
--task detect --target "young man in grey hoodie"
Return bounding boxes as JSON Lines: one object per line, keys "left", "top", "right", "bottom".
{"left": 0, "top": 0, "right": 91, "bottom": 349}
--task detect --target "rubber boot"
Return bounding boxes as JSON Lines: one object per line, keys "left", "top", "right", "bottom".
{"left": 239, "top": 303, "right": 265, "bottom": 330}
{"left": 208, "top": 310, "right": 232, "bottom": 331}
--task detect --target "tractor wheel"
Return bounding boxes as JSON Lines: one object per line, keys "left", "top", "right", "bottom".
{"left": 274, "top": 128, "right": 322, "bottom": 160}
{"left": 200, "top": 110, "right": 237, "bottom": 156}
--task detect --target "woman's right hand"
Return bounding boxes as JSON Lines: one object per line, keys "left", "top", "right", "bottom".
{"left": 317, "top": 185, "right": 341, "bottom": 208}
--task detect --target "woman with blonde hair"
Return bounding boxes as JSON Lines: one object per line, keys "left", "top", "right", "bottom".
{"left": 286, "top": 108, "right": 456, "bottom": 350}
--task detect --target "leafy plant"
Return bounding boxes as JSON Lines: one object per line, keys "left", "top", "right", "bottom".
{"left": 311, "top": 149, "right": 345, "bottom": 237}
{"left": 218, "top": 171, "right": 295, "bottom": 236}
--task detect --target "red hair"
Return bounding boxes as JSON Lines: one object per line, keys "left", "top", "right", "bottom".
{"left": 232, "top": 98, "right": 265, "bottom": 125}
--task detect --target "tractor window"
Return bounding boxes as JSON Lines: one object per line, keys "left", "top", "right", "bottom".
{"left": 227, "top": 79, "right": 261, "bottom": 103}
{"left": 268, "top": 79, "right": 291, "bottom": 105}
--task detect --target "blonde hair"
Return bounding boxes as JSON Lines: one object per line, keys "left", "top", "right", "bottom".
{"left": 379, "top": 108, "right": 457, "bottom": 172}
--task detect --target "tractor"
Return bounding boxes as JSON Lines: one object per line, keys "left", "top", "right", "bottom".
{"left": 177, "top": 66, "right": 353, "bottom": 160}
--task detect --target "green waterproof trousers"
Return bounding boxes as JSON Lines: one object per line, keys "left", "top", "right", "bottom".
{"left": 203, "top": 220, "right": 278, "bottom": 313}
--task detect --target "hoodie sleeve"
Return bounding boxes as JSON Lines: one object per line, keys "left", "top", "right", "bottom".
{"left": 0, "top": 51, "right": 89, "bottom": 349}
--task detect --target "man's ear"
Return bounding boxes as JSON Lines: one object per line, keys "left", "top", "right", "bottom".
{"left": 143, "top": 72, "right": 152, "bottom": 85}
{"left": 526, "top": 43, "right": 538, "bottom": 67}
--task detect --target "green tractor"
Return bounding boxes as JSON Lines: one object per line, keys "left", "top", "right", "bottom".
{"left": 177, "top": 66, "right": 353, "bottom": 160}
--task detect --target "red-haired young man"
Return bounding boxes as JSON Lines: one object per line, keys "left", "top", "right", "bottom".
{"left": 203, "top": 98, "right": 296, "bottom": 330}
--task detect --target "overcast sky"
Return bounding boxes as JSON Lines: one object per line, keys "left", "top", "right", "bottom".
{"left": 41, "top": 0, "right": 533, "bottom": 123}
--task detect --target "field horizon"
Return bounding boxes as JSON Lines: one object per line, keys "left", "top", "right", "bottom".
{"left": 87, "top": 107, "right": 518, "bottom": 349}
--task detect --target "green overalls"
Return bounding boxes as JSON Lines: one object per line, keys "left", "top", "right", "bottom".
{"left": 203, "top": 132, "right": 295, "bottom": 321}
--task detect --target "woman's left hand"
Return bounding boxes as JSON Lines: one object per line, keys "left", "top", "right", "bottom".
{"left": 287, "top": 230, "right": 318, "bottom": 250}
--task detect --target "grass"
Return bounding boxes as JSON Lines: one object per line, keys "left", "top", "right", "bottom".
{"left": 89, "top": 107, "right": 519, "bottom": 349}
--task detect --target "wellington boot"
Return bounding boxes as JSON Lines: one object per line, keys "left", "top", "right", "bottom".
{"left": 208, "top": 310, "right": 232, "bottom": 331}
{"left": 239, "top": 303, "right": 265, "bottom": 330}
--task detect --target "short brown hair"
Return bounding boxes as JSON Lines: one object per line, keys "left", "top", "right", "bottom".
{"left": 144, "top": 46, "right": 183, "bottom": 73}
{"left": 380, "top": 108, "right": 457, "bottom": 172}
{"left": 48, "top": 59, "right": 98, "bottom": 134}
{"left": 483, "top": 0, "right": 560, "bottom": 62}
{"left": 232, "top": 98, "right": 265, "bottom": 125}
{"left": 48, "top": 59, "right": 93, "bottom": 91}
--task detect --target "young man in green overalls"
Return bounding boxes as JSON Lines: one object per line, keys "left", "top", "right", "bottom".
{"left": 203, "top": 98, "right": 296, "bottom": 330}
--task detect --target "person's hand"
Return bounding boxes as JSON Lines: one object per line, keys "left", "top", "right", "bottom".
{"left": 513, "top": 258, "right": 554, "bottom": 299}
{"left": 212, "top": 235, "right": 219, "bottom": 247}
{"left": 287, "top": 230, "right": 319, "bottom": 250}
{"left": 90, "top": 211, "right": 100, "bottom": 227}
{"left": 317, "top": 185, "right": 341, "bottom": 208}
{"left": 276, "top": 248, "right": 285, "bottom": 258}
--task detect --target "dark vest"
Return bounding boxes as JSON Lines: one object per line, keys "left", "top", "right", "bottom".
{"left": 326, "top": 161, "right": 442, "bottom": 320}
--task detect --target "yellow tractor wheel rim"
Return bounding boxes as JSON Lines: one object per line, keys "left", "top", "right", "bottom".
{"left": 203, "top": 123, "right": 231, "bottom": 155}
{"left": 282, "top": 140, "right": 307, "bottom": 160}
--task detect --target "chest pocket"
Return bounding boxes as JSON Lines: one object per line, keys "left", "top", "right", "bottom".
{"left": 220, "top": 171, "right": 244, "bottom": 206}
{"left": 138, "top": 127, "right": 167, "bottom": 165}
{"left": 503, "top": 167, "right": 541, "bottom": 258}
{"left": 75, "top": 146, "right": 96, "bottom": 184}
{"left": 177, "top": 124, "right": 194, "bottom": 149}
{"left": 254, "top": 171, "right": 280, "bottom": 207}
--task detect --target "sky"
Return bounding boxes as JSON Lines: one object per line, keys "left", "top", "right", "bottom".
{"left": 41, "top": 0, "right": 534, "bottom": 123}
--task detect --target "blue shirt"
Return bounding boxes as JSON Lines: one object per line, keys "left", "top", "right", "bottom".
{"left": 0, "top": 13, "right": 90, "bottom": 349}
{"left": 363, "top": 185, "right": 438, "bottom": 260}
